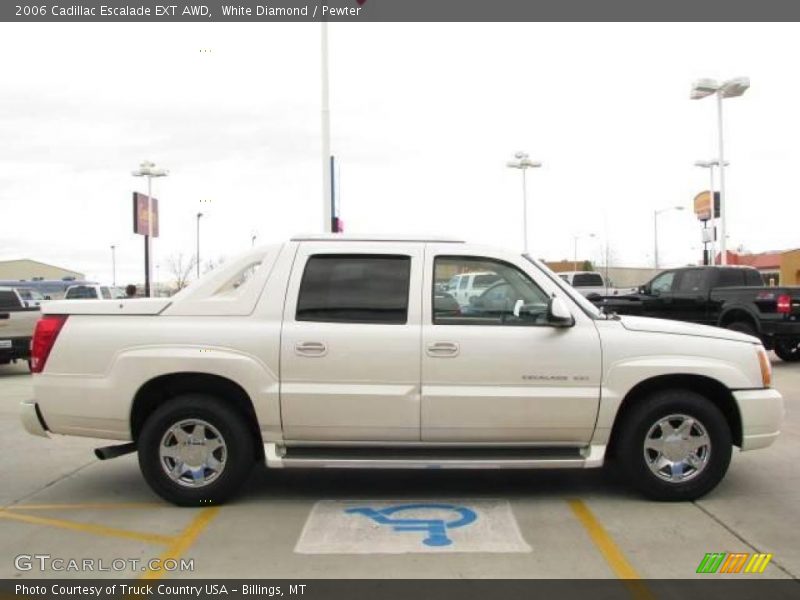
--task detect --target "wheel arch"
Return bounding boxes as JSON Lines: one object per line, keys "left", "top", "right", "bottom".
{"left": 607, "top": 373, "right": 742, "bottom": 454}
{"left": 718, "top": 306, "right": 761, "bottom": 334}
{"left": 130, "top": 372, "right": 264, "bottom": 459}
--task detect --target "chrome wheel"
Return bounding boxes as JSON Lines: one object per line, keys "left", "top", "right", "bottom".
{"left": 643, "top": 414, "right": 711, "bottom": 483}
{"left": 159, "top": 419, "right": 227, "bottom": 488}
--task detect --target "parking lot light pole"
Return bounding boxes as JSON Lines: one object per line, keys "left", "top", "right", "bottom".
{"left": 110, "top": 245, "right": 116, "bottom": 287}
{"left": 573, "top": 233, "right": 596, "bottom": 271}
{"left": 654, "top": 206, "right": 684, "bottom": 268}
{"left": 132, "top": 160, "right": 169, "bottom": 297}
{"left": 196, "top": 212, "right": 203, "bottom": 279}
{"left": 691, "top": 77, "right": 750, "bottom": 265}
{"left": 506, "top": 152, "right": 542, "bottom": 254}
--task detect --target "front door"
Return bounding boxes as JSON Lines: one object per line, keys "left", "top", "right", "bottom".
{"left": 421, "top": 250, "right": 602, "bottom": 443}
{"left": 280, "top": 243, "right": 423, "bottom": 441}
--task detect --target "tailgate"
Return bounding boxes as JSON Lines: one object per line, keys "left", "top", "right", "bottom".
{"left": 0, "top": 309, "right": 38, "bottom": 338}
{"left": 43, "top": 298, "right": 171, "bottom": 316}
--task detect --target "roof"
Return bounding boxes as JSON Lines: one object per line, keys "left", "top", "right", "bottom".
{"left": 291, "top": 234, "right": 465, "bottom": 243}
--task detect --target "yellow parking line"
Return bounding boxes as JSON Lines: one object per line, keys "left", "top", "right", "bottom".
{"left": 568, "top": 499, "right": 654, "bottom": 600}
{"left": 6, "top": 502, "right": 164, "bottom": 511}
{"left": 140, "top": 506, "right": 220, "bottom": 580}
{"left": 0, "top": 510, "right": 174, "bottom": 545}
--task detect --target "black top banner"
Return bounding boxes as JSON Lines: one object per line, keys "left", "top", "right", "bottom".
{"left": 3, "top": 0, "right": 800, "bottom": 22}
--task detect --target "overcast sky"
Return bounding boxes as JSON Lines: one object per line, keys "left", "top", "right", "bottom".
{"left": 0, "top": 22, "right": 797, "bottom": 284}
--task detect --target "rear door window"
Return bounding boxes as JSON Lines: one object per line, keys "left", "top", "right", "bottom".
{"left": 296, "top": 255, "right": 411, "bottom": 324}
{"left": 717, "top": 269, "right": 745, "bottom": 287}
{"left": 675, "top": 269, "right": 707, "bottom": 293}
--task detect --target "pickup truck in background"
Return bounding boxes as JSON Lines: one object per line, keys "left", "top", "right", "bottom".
{"left": 557, "top": 271, "right": 637, "bottom": 299}
{"left": 22, "top": 236, "right": 783, "bottom": 506}
{"left": 0, "top": 287, "right": 40, "bottom": 367}
{"left": 593, "top": 266, "right": 800, "bottom": 362}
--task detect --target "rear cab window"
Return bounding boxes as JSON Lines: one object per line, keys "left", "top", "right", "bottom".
{"left": 0, "top": 290, "right": 21, "bottom": 309}
{"left": 572, "top": 273, "right": 604, "bottom": 287}
{"left": 296, "top": 254, "right": 411, "bottom": 324}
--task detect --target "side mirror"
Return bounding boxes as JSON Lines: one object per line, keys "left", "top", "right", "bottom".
{"left": 547, "top": 297, "right": 575, "bottom": 327}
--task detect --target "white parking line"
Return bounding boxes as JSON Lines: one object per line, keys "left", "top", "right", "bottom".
{"left": 295, "top": 499, "right": 531, "bottom": 554}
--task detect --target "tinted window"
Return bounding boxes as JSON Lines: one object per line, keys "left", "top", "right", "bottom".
{"left": 717, "top": 269, "right": 745, "bottom": 288}
{"left": 675, "top": 270, "right": 706, "bottom": 293}
{"left": 65, "top": 286, "right": 97, "bottom": 299}
{"left": 572, "top": 273, "right": 604, "bottom": 287}
{"left": 296, "top": 255, "right": 410, "bottom": 324}
{"left": 433, "top": 257, "right": 550, "bottom": 326}
{"left": 0, "top": 291, "right": 20, "bottom": 309}
{"left": 745, "top": 270, "right": 765, "bottom": 286}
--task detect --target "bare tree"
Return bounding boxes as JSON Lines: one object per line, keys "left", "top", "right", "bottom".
{"left": 203, "top": 255, "right": 227, "bottom": 275}
{"left": 166, "top": 253, "right": 197, "bottom": 292}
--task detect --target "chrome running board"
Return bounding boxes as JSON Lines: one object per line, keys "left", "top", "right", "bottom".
{"left": 265, "top": 443, "right": 606, "bottom": 470}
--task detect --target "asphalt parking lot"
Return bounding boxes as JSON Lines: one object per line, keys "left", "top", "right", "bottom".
{"left": 1, "top": 359, "right": 798, "bottom": 581}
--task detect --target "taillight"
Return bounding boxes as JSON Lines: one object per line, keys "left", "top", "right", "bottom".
{"left": 30, "top": 315, "right": 67, "bottom": 373}
{"left": 777, "top": 294, "right": 791, "bottom": 315}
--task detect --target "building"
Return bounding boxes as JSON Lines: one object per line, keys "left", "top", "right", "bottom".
{"left": 0, "top": 259, "right": 85, "bottom": 282}
{"left": 722, "top": 250, "right": 800, "bottom": 286}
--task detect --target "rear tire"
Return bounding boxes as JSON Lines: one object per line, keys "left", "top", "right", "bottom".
{"left": 725, "top": 320, "right": 758, "bottom": 338}
{"left": 615, "top": 389, "right": 732, "bottom": 501}
{"left": 774, "top": 339, "right": 800, "bottom": 362}
{"left": 138, "top": 394, "right": 255, "bottom": 506}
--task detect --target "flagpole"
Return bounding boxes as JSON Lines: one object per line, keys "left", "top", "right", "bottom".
{"left": 321, "top": 21, "right": 332, "bottom": 233}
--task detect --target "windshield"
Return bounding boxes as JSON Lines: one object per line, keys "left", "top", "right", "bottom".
{"left": 523, "top": 256, "right": 602, "bottom": 319}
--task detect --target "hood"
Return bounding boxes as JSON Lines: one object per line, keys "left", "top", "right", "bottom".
{"left": 42, "top": 298, "right": 171, "bottom": 316}
{"left": 619, "top": 315, "right": 759, "bottom": 344}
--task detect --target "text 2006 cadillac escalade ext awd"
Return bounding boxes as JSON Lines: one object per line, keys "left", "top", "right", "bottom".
{"left": 21, "top": 235, "right": 784, "bottom": 505}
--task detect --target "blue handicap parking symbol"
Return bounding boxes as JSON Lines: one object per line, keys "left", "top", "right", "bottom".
{"left": 345, "top": 503, "right": 478, "bottom": 547}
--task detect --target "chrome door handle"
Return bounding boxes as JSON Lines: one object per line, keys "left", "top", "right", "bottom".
{"left": 426, "top": 341, "right": 459, "bottom": 357}
{"left": 295, "top": 341, "right": 328, "bottom": 357}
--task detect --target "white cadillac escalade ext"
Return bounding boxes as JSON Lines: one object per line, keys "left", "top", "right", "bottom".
{"left": 21, "top": 235, "right": 784, "bottom": 505}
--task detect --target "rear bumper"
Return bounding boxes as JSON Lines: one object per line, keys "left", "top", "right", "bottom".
{"left": 761, "top": 320, "right": 800, "bottom": 341}
{"left": 733, "top": 388, "right": 784, "bottom": 451}
{"left": 20, "top": 400, "right": 49, "bottom": 438}
{"left": 0, "top": 336, "right": 31, "bottom": 362}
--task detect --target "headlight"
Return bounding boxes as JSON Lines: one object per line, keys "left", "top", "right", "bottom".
{"left": 757, "top": 347, "right": 772, "bottom": 388}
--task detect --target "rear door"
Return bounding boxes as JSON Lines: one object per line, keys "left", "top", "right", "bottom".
{"left": 280, "top": 242, "right": 423, "bottom": 441}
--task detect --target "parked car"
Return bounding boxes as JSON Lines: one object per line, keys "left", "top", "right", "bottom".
{"left": 0, "top": 286, "right": 39, "bottom": 367}
{"left": 445, "top": 271, "right": 502, "bottom": 307}
{"left": 16, "top": 287, "right": 45, "bottom": 308}
{"left": 23, "top": 235, "right": 783, "bottom": 506}
{"left": 64, "top": 284, "right": 126, "bottom": 300}
{"left": 558, "top": 271, "right": 637, "bottom": 298}
{"left": 0, "top": 278, "right": 98, "bottom": 300}
{"left": 593, "top": 266, "right": 800, "bottom": 362}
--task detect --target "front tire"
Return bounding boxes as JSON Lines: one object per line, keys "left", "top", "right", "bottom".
{"left": 138, "top": 394, "right": 255, "bottom": 506}
{"left": 774, "top": 339, "right": 800, "bottom": 362}
{"left": 615, "top": 389, "right": 732, "bottom": 501}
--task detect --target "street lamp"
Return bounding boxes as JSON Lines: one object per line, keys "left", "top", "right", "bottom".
{"left": 694, "top": 159, "right": 730, "bottom": 265}
{"left": 573, "top": 233, "right": 596, "bottom": 271}
{"left": 691, "top": 77, "right": 750, "bottom": 265}
{"left": 654, "top": 206, "right": 685, "bottom": 268}
{"left": 132, "top": 160, "right": 169, "bottom": 297}
{"left": 251, "top": 231, "right": 258, "bottom": 247}
{"left": 110, "top": 245, "right": 116, "bottom": 287}
{"left": 506, "top": 151, "right": 543, "bottom": 254}
{"left": 196, "top": 212, "right": 203, "bottom": 279}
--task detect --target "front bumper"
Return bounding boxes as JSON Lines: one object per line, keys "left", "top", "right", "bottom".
{"left": 733, "top": 388, "right": 784, "bottom": 451}
{"left": 20, "top": 401, "right": 49, "bottom": 438}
